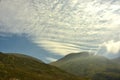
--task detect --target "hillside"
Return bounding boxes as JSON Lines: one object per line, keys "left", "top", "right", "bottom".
{"left": 0, "top": 52, "right": 85, "bottom": 80}
{"left": 112, "top": 57, "right": 120, "bottom": 64}
{"left": 51, "top": 52, "right": 120, "bottom": 80}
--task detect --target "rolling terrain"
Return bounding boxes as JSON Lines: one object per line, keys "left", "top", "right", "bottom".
{"left": 0, "top": 52, "right": 86, "bottom": 80}
{"left": 51, "top": 52, "right": 120, "bottom": 80}
{"left": 112, "top": 57, "right": 120, "bottom": 64}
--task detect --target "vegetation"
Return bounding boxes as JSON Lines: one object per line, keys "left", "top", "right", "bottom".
{"left": 1, "top": 51, "right": 120, "bottom": 80}
{"left": 93, "top": 68, "right": 120, "bottom": 80}
{"left": 0, "top": 52, "right": 86, "bottom": 80}
{"left": 112, "top": 57, "right": 120, "bottom": 64}
{"left": 51, "top": 52, "right": 120, "bottom": 80}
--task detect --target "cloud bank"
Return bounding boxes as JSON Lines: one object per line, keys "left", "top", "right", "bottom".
{"left": 0, "top": 0, "right": 120, "bottom": 55}
{"left": 102, "top": 40, "right": 120, "bottom": 54}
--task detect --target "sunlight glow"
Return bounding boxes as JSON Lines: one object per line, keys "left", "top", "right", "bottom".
{"left": 0, "top": 0, "right": 120, "bottom": 55}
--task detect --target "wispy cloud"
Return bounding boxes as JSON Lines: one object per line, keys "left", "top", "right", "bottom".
{"left": 0, "top": 0, "right": 120, "bottom": 55}
{"left": 36, "top": 40, "right": 81, "bottom": 55}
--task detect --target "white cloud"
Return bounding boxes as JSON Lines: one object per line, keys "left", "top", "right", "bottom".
{"left": 102, "top": 40, "right": 120, "bottom": 54}
{"left": 0, "top": 0, "right": 120, "bottom": 55}
{"left": 46, "top": 57, "right": 57, "bottom": 62}
{"left": 36, "top": 40, "right": 81, "bottom": 55}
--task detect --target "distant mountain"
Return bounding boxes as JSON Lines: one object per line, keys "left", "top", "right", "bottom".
{"left": 51, "top": 52, "right": 120, "bottom": 80}
{"left": 112, "top": 57, "right": 120, "bottom": 64}
{"left": 0, "top": 52, "right": 84, "bottom": 80}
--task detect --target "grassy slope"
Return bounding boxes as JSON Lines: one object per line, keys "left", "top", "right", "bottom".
{"left": 0, "top": 52, "right": 86, "bottom": 80}
{"left": 112, "top": 57, "right": 120, "bottom": 64}
{"left": 51, "top": 52, "right": 120, "bottom": 80}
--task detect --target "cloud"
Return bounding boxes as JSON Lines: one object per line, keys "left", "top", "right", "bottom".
{"left": 0, "top": 0, "right": 120, "bottom": 55}
{"left": 46, "top": 57, "right": 57, "bottom": 62}
{"left": 101, "top": 40, "right": 120, "bottom": 54}
{"left": 36, "top": 40, "right": 80, "bottom": 55}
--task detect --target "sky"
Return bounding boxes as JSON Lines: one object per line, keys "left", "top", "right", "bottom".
{"left": 0, "top": 0, "right": 120, "bottom": 63}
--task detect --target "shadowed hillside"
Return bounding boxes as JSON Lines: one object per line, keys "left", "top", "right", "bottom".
{"left": 0, "top": 52, "right": 87, "bottom": 80}
{"left": 112, "top": 57, "right": 120, "bottom": 64}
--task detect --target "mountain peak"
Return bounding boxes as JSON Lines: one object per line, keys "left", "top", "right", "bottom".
{"left": 0, "top": 52, "right": 81, "bottom": 80}
{"left": 51, "top": 52, "right": 120, "bottom": 79}
{"left": 56, "top": 52, "right": 95, "bottom": 62}
{"left": 67, "top": 52, "right": 94, "bottom": 57}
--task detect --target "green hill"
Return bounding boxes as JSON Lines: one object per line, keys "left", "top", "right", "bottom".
{"left": 51, "top": 52, "right": 120, "bottom": 80}
{"left": 0, "top": 52, "right": 86, "bottom": 80}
